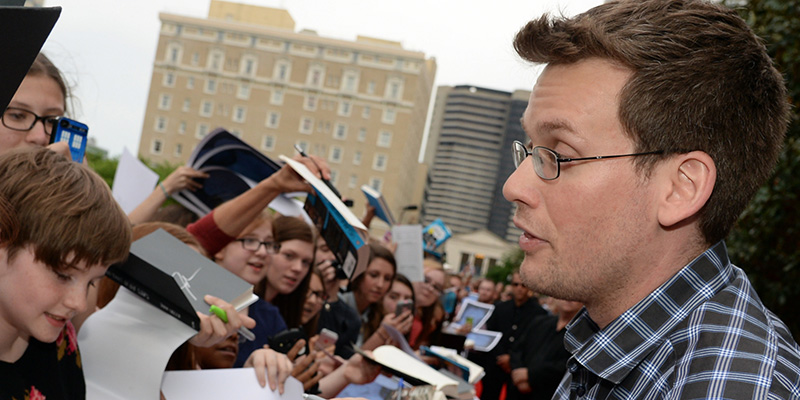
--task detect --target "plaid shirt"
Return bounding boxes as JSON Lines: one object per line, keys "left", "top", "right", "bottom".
{"left": 554, "top": 241, "right": 800, "bottom": 399}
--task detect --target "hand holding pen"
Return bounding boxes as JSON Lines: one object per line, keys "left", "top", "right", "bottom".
{"left": 190, "top": 295, "right": 256, "bottom": 348}
{"left": 294, "top": 145, "right": 343, "bottom": 200}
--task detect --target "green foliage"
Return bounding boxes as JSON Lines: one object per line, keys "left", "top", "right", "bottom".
{"left": 725, "top": 0, "right": 800, "bottom": 341}
{"left": 485, "top": 248, "right": 524, "bottom": 284}
{"left": 85, "top": 151, "right": 118, "bottom": 188}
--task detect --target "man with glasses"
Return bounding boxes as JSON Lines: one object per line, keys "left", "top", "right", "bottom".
{"left": 476, "top": 271, "right": 545, "bottom": 400}
{"left": 504, "top": 0, "right": 800, "bottom": 398}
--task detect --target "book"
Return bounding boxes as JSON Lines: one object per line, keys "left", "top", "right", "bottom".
{"left": 423, "top": 346, "right": 485, "bottom": 384}
{"left": 106, "top": 228, "right": 258, "bottom": 330}
{"left": 172, "top": 128, "right": 283, "bottom": 217}
{"left": 280, "top": 155, "right": 370, "bottom": 282}
{"left": 354, "top": 345, "right": 463, "bottom": 398}
{"left": 361, "top": 184, "right": 396, "bottom": 226}
{"left": 466, "top": 329, "right": 503, "bottom": 352}
{"left": 422, "top": 218, "right": 452, "bottom": 255}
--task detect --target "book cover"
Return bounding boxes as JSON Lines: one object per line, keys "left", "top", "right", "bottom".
{"left": 353, "top": 345, "right": 461, "bottom": 397}
{"left": 106, "top": 228, "right": 257, "bottom": 330}
{"left": 360, "top": 185, "right": 396, "bottom": 226}
{"left": 279, "top": 155, "right": 369, "bottom": 282}
{"left": 422, "top": 218, "right": 452, "bottom": 253}
{"left": 172, "top": 128, "right": 282, "bottom": 217}
{"left": 424, "top": 346, "right": 485, "bottom": 384}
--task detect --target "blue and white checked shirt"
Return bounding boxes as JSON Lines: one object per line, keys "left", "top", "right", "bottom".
{"left": 554, "top": 241, "right": 800, "bottom": 399}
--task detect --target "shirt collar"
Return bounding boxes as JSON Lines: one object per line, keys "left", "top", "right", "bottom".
{"left": 563, "top": 241, "right": 733, "bottom": 383}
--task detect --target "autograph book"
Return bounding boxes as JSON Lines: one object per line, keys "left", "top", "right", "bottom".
{"left": 106, "top": 229, "right": 257, "bottom": 330}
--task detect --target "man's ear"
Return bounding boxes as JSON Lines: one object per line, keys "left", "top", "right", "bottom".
{"left": 657, "top": 151, "right": 716, "bottom": 228}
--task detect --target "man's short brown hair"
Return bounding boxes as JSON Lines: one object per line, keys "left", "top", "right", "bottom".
{"left": 514, "top": 0, "right": 789, "bottom": 244}
{"left": 0, "top": 148, "right": 131, "bottom": 271}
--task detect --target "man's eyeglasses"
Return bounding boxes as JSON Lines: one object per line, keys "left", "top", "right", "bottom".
{"left": 511, "top": 140, "right": 663, "bottom": 180}
{"left": 236, "top": 238, "right": 280, "bottom": 254}
{"left": 307, "top": 289, "right": 328, "bottom": 302}
{"left": 2, "top": 107, "right": 60, "bottom": 136}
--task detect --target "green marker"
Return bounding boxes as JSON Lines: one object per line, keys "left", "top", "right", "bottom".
{"left": 209, "top": 305, "right": 228, "bottom": 323}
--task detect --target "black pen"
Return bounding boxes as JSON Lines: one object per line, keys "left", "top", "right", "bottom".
{"left": 293, "top": 145, "right": 344, "bottom": 200}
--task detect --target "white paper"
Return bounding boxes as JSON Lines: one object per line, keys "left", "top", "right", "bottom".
{"left": 112, "top": 147, "right": 159, "bottom": 214}
{"left": 391, "top": 224, "right": 424, "bottom": 282}
{"left": 78, "top": 287, "right": 197, "bottom": 400}
{"left": 161, "top": 369, "right": 304, "bottom": 400}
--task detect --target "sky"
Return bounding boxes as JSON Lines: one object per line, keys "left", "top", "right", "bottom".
{"left": 42, "top": 0, "right": 603, "bottom": 158}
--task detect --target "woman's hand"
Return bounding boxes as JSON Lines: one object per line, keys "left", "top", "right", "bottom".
{"left": 189, "top": 295, "right": 255, "bottom": 348}
{"left": 160, "top": 166, "right": 208, "bottom": 195}
{"left": 244, "top": 347, "right": 293, "bottom": 393}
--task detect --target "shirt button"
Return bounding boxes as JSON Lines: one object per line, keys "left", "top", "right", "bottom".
{"left": 576, "top": 386, "right": 586, "bottom": 397}
{"left": 568, "top": 361, "right": 578, "bottom": 373}
{"left": 509, "top": 337, "right": 515, "bottom": 343}
{"left": 512, "top": 324, "right": 517, "bottom": 330}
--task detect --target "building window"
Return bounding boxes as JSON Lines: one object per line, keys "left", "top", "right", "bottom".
{"left": 233, "top": 106, "right": 246, "bottom": 123}
{"left": 342, "top": 70, "right": 359, "bottom": 93}
{"left": 372, "top": 153, "right": 388, "bottom": 171}
{"left": 174, "top": 143, "right": 182, "bottom": 156}
{"left": 262, "top": 135, "right": 276, "bottom": 151}
{"left": 357, "top": 128, "right": 367, "bottom": 142}
{"left": 196, "top": 123, "right": 209, "bottom": 139}
{"left": 307, "top": 65, "right": 324, "bottom": 87}
{"left": 241, "top": 55, "right": 257, "bottom": 77}
{"left": 274, "top": 60, "right": 291, "bottom": 82}
{"left": 182, "top": 98, "right": 190, "bottom": 112}
{"left": 151, "top": 139, "right": 163, "bottom": 155}
{"left": 369, "top": 177, "right": 383, "bottom": 191}
{"left": 271, "top": 89, "right": 284, "bottom": 105}
{"left": 333, "top": 123, "right": 347, "bottom": 140}
{"left": 348, "top": 174, "right": 358, "bottom": 189}
{"left": 367, "top": 81, "right": 376, "bottom": 94}
{"left": 295, "top": 140, "right": 309, "bottom": 153}
{"left": 155, "top": 117, "right": 167, "bottom": 132}
{"left": 362, "top": 106, "right": 370, "bottom": 119}
{"left": 338, "top": 101, "right": 351, "bottom": 117}
{"left": 166, "top": 43, "right": 182, "bottom": 64}
{"left": 382, "top": 107, "right": 396, "bottom": 124}
{"left": 231, "top": 129, "right": 242, "bottom": 138}
{"left": 385, "top": 78, "right": 404, "bottom": 100}
{"left": 208, "top": 50, "right": 224, "bottom": 72}
{"left": 187, "top": 77, "right": 194, "bottom": 89}
{"left": 377, "top": 130, "right": 392, "bottom": 147}
{"left": 299, "top": 117, "right": 313, "bottom": 134}
{"left": 304, "top": 94, "right": 317, "bottom": 111}
{"left": 329, "top": 170, "right": 338, "bottom": 185}
{"left": 205, "top": 79, "right": 217, "bottom": 94}
{"left": 329, "top": 146, "right": 343, "bottom": 163}
{"left": 163, "top": 73, "right": 175, "bottom": 87}
{"left": 200, "top": 100, "right": 213, "bottom": 117}
{"left": 237, "top": 84, "right": 250, "bottom": 99}
{"left": 266, "top": 111, "right": 280, "bottom": 129}
{"left": 178, "top": 121, "right": 186, "bottom": 134}
{"left": 191, "top": 52, "right": 199, "bottom": 66}
{"left": 158, "top": 94, "right": 172, "bottom": 110}
{"left": 353, "top": 151, "right": 362, "bottom": 165}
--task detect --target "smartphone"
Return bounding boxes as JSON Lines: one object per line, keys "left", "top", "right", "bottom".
{"left": 49, "top": 117, "right": 89, "bottom": 162}
{"left": 268, "top": 328, "right": 308, "bottom": 356}
{"left": 316, "top": 328, "right": 339, "bottom": 350}
{"left": 395, "top": 299, "right": 414, "bottom": 316}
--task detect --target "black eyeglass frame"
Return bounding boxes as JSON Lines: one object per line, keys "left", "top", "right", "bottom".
{"left": 1, "top": 107, "right": 61, "bottom": 136}
{"left": 235, "top": 238, "right": 280, "bottom": 254}
{"left": 512, "top": 140, "right": 664, "bottom": 180}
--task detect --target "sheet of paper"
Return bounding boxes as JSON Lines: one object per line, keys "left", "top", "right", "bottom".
{"left": 161, "top": 369, "right": 304, "bottom": 400}
{"left": 391, "top": 224, "right": 424, "bottom": 282}
{"left": 78, "top": 287, "right": 197, "bottom": 400}
{"left": 111, "top": 147, "right": 159, "bottom": 214}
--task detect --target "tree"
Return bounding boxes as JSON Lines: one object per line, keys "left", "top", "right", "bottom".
{"left": 486, "top": 248, "right": 524, "bottom": 284}
{"left": 725, "top": 0, "right": 800, "bottom": 341}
